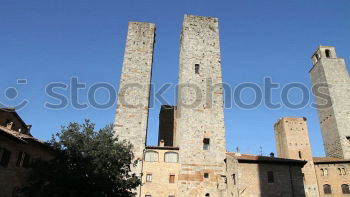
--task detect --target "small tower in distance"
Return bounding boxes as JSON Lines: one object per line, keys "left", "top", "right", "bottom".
{"left": 274, "top": 117, "right": 319, "bottom": 197}
{"left": 310, "top": 46, "right": 350, "bottom": 159}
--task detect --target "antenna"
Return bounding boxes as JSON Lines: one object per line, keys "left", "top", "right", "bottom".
{"left": 259, "top": 146, "right": 263, "bottom": 156}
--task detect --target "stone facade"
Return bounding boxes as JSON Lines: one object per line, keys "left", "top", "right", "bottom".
{"left": 274, "top": 117, "right": 320, "bottom": 197}
{"left": 226, "top": 153, "right": 306, "bottom": 197}
{"left": 112, "top": 15, "right": 350, "bottom": 197}
{"left": 175, "top": 15, "right": 227, "bottom": 197}
{"left": 141, "top": 147, "right": 180, "bottom": 197}
{"left": 113, "top": 21, "right": 155, "bottom": 181}
{"left": 0, "top": 108, "right": 53, "bottom": 197}
{"left": 310, "top": 46, "right": 350, "bottom": 159}
{"left": 313, "top": 158, "right": 350, "bottom": 197}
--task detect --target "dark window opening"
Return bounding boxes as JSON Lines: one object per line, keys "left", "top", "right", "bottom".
{"left": 232, "top": 174, "right": 236, "bottom": 185}
{"left": 323, "top": 184, "right": 332, "bottom": 194}
{"left": 0, "top": 148, "right": 11, "bottom": 167}
{"left": 325, "top": 49, "right": 331, "bottom": 58}
{"left": 203, "top": 138, "right": 210, "bottom": 150}
{"left": 205, "top": 193, "right": 210, "bottom": 197}
{"left": 346, "top": 136, "right": 350, "bottom": 142}
{"left": 342, "top": 184, "right": 350, "bottom": 194}
{"left": 267, "top": 171, "right": 274, "bottom": 183}
{"left": 195, "top": 64, "right": 200, "bottom": 74}
{"left": 315, "top": 53, "right": 320, "bottom": 60}
{"left": 298, "top": 151, "right": 302, "bottom": 159}
{"left": 204, "top": 173, "right": 209, "bottom": 178}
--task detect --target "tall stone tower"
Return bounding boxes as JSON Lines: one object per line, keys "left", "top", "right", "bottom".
{"left": 309, "top": 46, "right": 350, "bottom": 159}
{"left": 175, "top": 15, "right": 227, "bottom": 197}
{"left": 274, "top": 117, "right": 319, "bottom": 197}
{"left": 113, "top": 22, "right": 155, "bottom": 178}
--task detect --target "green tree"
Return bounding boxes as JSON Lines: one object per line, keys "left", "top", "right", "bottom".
{"left": 21, "top": 120, "right": 141, "bottom": 197}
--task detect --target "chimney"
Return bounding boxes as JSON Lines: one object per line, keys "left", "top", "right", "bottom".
{"left": 6, "top": 122, "right": 13, "bottom": 130}
{"left": 160, "top": 139, "right": 165, "bottom": 147}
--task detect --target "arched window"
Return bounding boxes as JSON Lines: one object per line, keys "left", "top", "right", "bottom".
{"left": 325, "top": 49, "right": 331, "bottom": 58}
{"left": 323, "top": 184, "right": 332, "bottom": 194}
{"left": 342, "top": 168, "right": 346, "bottom": 175}
{"left": 321, "top": 168, "right": 324, "bottom": 176}
{"left": 164, "top": 152, "right": 178, "bottom": 163}
{"left": 323, "top": 168, "right": 328, "bottom": 176}
{"left": 342, "top": 184, "right": 350, "bottom": 194}
{"left": 144, "top": 151, "right": 158, "bottom": 162}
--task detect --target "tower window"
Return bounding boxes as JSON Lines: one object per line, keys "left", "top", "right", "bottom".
{"left": 323, "top": 184, "right": 332, "bottom": 194}
{"left": 325, "top": 49, "right": 331, "bottom": 58}
{"left": 169, "top": 175, "right": 175, "bottom": 183}
{"left": 195, "top": 64, "right": 200, "bottom": 74}
{"left": 232, "top": 174, "right": 236, "bottom": 185}
{"left": 203, "top": 138, "right": 210, "bottom": 150}
{"left": 204, "top": 173, "right": 209, "bottom": 178}
{"left": 315, "top": 53, "right": 320, "bottom": 60}
{"left": 298, "top": 151, "right": 302, "bottom": 159}
{"left": 267, "top": 171, "right": 274, "bottom": 183}
{"left": 342, "top": 184, "right": 350, "bottom": 194}
{"left": 205, "top": 193, "right": 210, "bottom": 197}
{"left": 146, "top": 174, "right": 152, "bottom": 182}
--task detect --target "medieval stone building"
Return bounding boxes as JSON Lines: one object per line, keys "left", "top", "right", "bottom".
{"left": 0, "top": 108, "right": 53, "bottom": 197}
{"left": 113, "top": 15, "right": 350, "bottom": 197}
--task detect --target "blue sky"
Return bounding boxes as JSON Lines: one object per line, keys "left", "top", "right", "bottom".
{"left": 1, "top": 0, "right": 349, "bottom": 156}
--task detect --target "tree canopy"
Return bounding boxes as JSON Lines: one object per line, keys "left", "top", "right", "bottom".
{"left": 21, "top": 120, "right": 140, "bottom": 197}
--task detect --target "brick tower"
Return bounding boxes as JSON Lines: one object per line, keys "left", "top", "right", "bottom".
{"left": 309, "top": 46, "right": 350, "bottom": 159}
{"left": 113, "top": 22, "right": 155, "bottom": 182}
{"left": 274, "top": 117, "right": 319, "bottom": 197}
{"left": 175, "top": 15, "right": 227, "bottom": 197}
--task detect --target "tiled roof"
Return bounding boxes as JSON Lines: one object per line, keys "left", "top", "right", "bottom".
{"left": 0, "top": 125, "right": 49, "bottom": 147}
{"left": 227, "top": 152, "right": 307, "bottom": 165}
{"left": 313, "top": 157, "right": 350, "bottom": 164}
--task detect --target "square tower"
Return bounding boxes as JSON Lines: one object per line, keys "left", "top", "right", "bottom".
{"left": 175, "top": 15, "right": 227, "bottom": 197}
{"left": 113, "top": 22, "right": 155, "bottom": 179}
{"left": 310, "top": 46, "right": 350, "bottom": 159}
{"left": 274, "top": 117, "right": 319, "bottom": 197}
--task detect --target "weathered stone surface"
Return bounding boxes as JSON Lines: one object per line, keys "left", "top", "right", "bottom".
{"left": 274, "top": 117, "right": 320, "bottom": 197}
{"left": 113, "top": 21, "right": 155, "bottom": 183}
{"left": 310, "top": 46, "right": 350, "bottom": 159}
{"left": 175, "top": 14, "right": 227, "bottom": 197}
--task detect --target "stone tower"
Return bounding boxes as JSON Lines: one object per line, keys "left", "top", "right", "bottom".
{"left": 274, "top": 117, "right": 319, "bottom": 197}
{"left": 175, "top": 15, "right": 227, "bottom": 197}
{"left": 309, "top": 46, "right": 350, "bottom": 159}
{"left": 113, "top": 22, "right": 155, "bottom": 178}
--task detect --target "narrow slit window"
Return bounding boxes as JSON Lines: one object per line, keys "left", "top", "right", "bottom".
{"left": 298, "top": 151, "right": 302, "bottom": 159}
{"left": 195, "top": 64, "right": 200, "bottom": 74}
{"left": 169, "top": 175, "right": 175, "bottom": 183}
{"left": 267, "top": 171, "right": 274, "bottom": 183}
{"left": 146, "top": 174, "right": 152, "bottom": 182}
{"left": 203, "top": 138, "right": 210, "bottom": 150}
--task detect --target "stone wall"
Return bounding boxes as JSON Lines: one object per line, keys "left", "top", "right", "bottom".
{"left": 113, "top": 21, "right": 155, "bottom": 181}
{"left": 274, "top": 117, "right": 320, "bottom": 197}
{"left": 175, "top": 14, "right": 227, "bottom": 197}
{"left": 310, "top": 46, "right": 350, "bottom": 159}
{"left": 314, "top": 162, "right": 350, "bottom": 197}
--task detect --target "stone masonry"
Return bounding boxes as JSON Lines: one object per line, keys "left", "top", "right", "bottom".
{"left": 274, "top": 117, "right": 320, "bottom": 197}
{"left": 175, "top": 15, "right": 227, "bottom": 197}
{"left": 310, "top": 46, "right": 350, "bottom": 159}
{"left": 113, "top": 21, "right": 155, "bottom": 184}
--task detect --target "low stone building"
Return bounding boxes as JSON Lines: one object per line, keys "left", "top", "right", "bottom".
{"left": 313, "top": 157, "right": 350, "bottom": 197}
{"left": 0, "top": 108, "right": 53, "bottom": 197}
